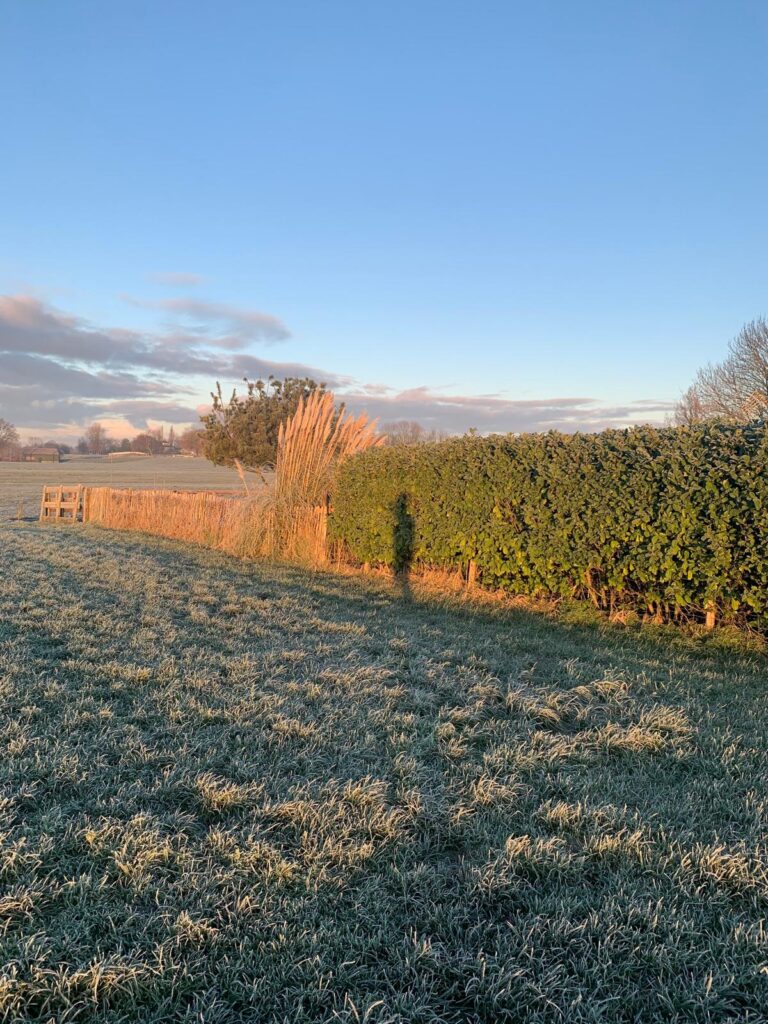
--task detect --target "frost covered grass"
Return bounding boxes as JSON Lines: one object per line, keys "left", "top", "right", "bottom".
{"left": 1, "top": 504, "right": 768, "bottom": 1020}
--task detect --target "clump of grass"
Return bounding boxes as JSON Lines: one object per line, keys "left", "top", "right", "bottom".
{"left": 250, "top": 390, "right": 384, "bottom": 563}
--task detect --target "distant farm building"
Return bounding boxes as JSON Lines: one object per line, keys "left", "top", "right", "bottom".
{"left": 24, "top": 446, "right": 60, "bottom": 463}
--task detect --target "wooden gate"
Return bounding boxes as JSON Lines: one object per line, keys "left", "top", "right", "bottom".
{"left": 39, "top": 485, "right": 83, "bottom": 523}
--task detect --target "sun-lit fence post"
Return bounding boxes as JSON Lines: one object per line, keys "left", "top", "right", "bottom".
{"left": 466, "top": 559, "right": 477, "bottom": 590}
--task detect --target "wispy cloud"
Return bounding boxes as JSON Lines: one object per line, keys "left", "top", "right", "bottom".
{"left": 340, "top": 386, "right": 675, "bottom": 434}
{"left": 124, "top": 296, "right": 291, "bottom": 344}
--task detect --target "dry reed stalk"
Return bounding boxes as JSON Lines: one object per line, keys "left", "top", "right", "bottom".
{"left": 83, "top": 487, "right": 251, "bottom": 555}
{"left": 252, "top": 391, "right": 384, "bottom": 564}
{"left": 233, "top": 459, "right": 251, "bottom": 495}
{"left": 275, "top": 391, "right": 384, "bottom": 505}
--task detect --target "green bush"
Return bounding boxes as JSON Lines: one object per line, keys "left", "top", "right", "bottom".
{"left": 331, "top": 423, "right": 768, "bottom": 625}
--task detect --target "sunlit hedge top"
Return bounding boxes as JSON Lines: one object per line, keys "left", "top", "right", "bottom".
{"left": 330, "top": 423, "right": 768, "bottom": 624}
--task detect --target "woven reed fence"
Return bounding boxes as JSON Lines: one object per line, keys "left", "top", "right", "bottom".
{"left": 82, "top": 486, "right": 329, "bottom": 563}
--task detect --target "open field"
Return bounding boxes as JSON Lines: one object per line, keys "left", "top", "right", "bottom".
{"left": 1, "top": 475, "right": 768, "bottom": 1020}
{"left": 0, "top": 457, "right": 245, "bottom": 520}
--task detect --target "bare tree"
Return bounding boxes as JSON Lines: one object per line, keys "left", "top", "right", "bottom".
{"left": 178, "top": 427, "right": 205, "bottom": 455}
{"left": 132, "top": 432, "right": 164, "bottom": 455}
{"left": 0, "top": 418, "right": 20, "bottom": 461}
{"left": 0, "top": 418, "right": 18, "bottom": 445}
{"left": 676, "top": 318, "right": 768, "bottom": 424}
{"left": 84, "top": 422, "right": 109, "bottom": 454}
{"left": 672, "top": 385, "right": 707, "bottom": 426}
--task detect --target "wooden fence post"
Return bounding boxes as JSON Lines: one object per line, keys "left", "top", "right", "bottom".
{"left": 705, "top": 600, "right": 716, "bottom": 630}
{"left": 466, "top": 559, "right": 477, "bottom": 590}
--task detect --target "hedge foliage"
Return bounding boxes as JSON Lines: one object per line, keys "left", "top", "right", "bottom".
{"left": 330, "top": 423, "right": 768, "bottom": 624}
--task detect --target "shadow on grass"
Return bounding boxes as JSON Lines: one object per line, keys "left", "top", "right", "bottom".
{"left": 393, "top": 492, "right": 414, "bottom": 603}
{"left": 25, "top": 520, "right": 767, "bottom": 696}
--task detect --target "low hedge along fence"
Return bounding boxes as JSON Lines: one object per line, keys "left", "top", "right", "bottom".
{"left": 330, "top": 423, "right": 768, "bottom": 625}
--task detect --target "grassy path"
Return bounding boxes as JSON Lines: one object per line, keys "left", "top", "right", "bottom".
{"left": 1, "top": 520, "right": 767, "bottom": 1021}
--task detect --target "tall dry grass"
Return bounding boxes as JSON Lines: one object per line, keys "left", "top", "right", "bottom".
{"left": 244, "top": 391, "right": 384, "bottom": 563}
{"left": 84, "top": 488, "right": 251, "bottom": 554}
{"left": 275, "top": 391, "right": 383, "bottom": 504}
{"left": 82, "top": 392, "right": 383, "bottom": 565}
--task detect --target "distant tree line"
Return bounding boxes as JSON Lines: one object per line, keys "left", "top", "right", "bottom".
{"left": 0, "top": 417, "right": 206, "bottom": 461}
{"left": 0, "top": 420, "right": 75, "bottom": 460}
{"left": 73, "top": 423, "right": 206, "bottom": 456}
{"left": 380, "top": 420, "right": 449, "bottom": 446}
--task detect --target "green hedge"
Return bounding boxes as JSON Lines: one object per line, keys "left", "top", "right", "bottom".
{"left": 330, "top": 424, "right": 768, "bottom": 624}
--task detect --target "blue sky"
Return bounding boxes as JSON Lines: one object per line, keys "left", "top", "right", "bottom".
{"left": 1, "top": 0, "right": 767, "bottom": 440}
